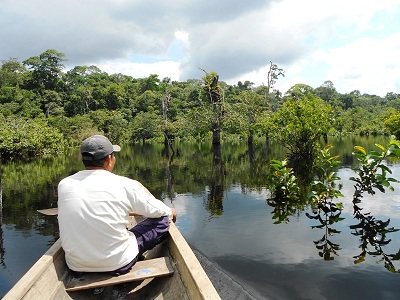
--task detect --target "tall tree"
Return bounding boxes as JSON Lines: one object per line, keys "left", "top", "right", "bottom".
{"left": 200, "top": 69, "right": 223, "bottom": 145}
{"left": 315, "top": 80, "right": 339, "bottom": 106}
{"left": 266, "top": 61, "right": 285, "bottom": 106}
{"left": 139, "top": 74, "right": 161, "bottom": 93}
{"left": 161, "top": 82, "right": 173, "bottom": 149}
{"left": 23, "top": 49, "right": 66, "bottom": 91}
{"left": 0, "top": 58, "right": 26, "bottom": 88}
{"left": 227, "top": 90, "right": 264, "bottom": 145}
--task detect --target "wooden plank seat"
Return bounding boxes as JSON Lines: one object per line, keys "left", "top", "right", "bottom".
{"left": 66, "top": 257, "right": 174, "bottom": 292}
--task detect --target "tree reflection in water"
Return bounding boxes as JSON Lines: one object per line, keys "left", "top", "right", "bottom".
{"left": 349, "top": 143, "right": 400, "bottom": 272}
{"left": 351, "top": 201, "right": 400, "bottom": 272}
{"left": 161, "top": 140, "right": 176, "bottom": 200}
{"left": 307, "top": 199, "right": 344, "bottom": 261}
{"left": 205, "top": 144, "right": 225, "bottom": 216}
{"left": 0, "top": 175, "right": 5, "bottom": 268}
{"left": 268, "top": 141, "right": 400, "bottom": 272}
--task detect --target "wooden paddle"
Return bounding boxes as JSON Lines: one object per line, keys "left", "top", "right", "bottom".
{"left": 37, "top": 208, "right": 141, "bottom": 217}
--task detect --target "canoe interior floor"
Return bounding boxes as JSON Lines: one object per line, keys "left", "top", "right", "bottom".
{"left": 59, "top": 266, "right": 189, "bottom": 300}
{"left": 58, "top": 243, "right": 191, "bottom": 300}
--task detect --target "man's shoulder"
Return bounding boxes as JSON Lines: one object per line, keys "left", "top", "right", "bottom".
{"left": 113, "top": 174, "right": 138, "bottom": 184}
{"left": 58, "top": 171, "right": 86, "bottom": 184}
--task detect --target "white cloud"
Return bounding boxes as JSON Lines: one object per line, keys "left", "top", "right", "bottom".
{"left": 97, "top": 60, "right": 181, "bottom": 81}
{"left": 174, "top": 30, "right": 189, "bottom": 42}
{"left": 322, "top": 34, "right": 400, "bottom": 95}
{"left": 1, "top": 0, "right": 400, "bottom": 96}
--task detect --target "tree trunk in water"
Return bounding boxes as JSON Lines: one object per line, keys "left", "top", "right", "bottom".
{"left": 211, "top": 94, "right": 221, "bottom": 145}
{"left": 200, "top": 70, "right": 223, "bottom": 145}
{"left": 210, "top": 75, "right": 222, "bottom": 145}
{"left": 207, "top": 144, "right": 224, "bottom": 214}
{"left": 248, "top": 141, "right": 255, "bottom": 177}
{"left": 265, "top": 133, "right": 271, "bottom": 154}
{"left": 248, "top": 131, "right": 254, "bottom": 146}
{"left": 212, "top": 121, "right": 221, "bottom": 145}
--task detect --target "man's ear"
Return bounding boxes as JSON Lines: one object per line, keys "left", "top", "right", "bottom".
{"left": 104, "top": 154, "right": 113, "bottom": 170}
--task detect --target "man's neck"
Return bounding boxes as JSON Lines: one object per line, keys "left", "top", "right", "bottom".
{"left": 85, "top": 167, "right": 107, "bottom": 171}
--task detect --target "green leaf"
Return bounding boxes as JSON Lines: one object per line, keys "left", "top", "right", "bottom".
{"left": 354, "top": 146, "right": 366, "bottom": 155}
{"left": 354, "top": 256, "right": 365, "bottom": 264}
{"left": 375, "top": 143, "right": 386, "bottom": 152}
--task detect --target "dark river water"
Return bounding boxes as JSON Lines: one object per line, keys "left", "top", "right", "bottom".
{"left": 1, "top": 136, "right": 400, "bottom": 299}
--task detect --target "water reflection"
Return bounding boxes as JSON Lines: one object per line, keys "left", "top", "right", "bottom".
{"left": 305, "top": 196, "right": 400, "bottom": 270}
{"left": 0, "top": 176, "right": 5, "bottom": 268}
{"left": 307, "top": 199, "right": 343, "bottom": 261}
{"left": 161, "top": 141, "right": 176, "bottom": 200}
{"left": 205, "top": 144, "right": 225, "bottom": 216}
{"left": 2, "top": 136, "right": 400, "bottom": 299}
{"left": 268, "top": 140, "right": 400, "bottom": 273}
{"left": 351, "top": 200, "right": 400, "bottom": 272}
{"left": 267, "top": 197, "right": 298, "bottom": 224}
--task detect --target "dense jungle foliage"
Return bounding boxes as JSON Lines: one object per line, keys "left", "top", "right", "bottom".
{"left": 1, "top": 49, "right": 400, "bottom": 160}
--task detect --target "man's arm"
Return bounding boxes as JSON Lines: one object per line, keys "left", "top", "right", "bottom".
{"left": 131, "top": 180, "right": 177, "bottom": 222}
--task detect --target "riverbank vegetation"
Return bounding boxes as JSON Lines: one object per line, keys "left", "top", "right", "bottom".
{"left": 1, "top": 49, "right": 400, "bottom": 160}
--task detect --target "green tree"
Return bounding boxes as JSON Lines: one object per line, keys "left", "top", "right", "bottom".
{"left": 385, "top": 92, "right": 400, "bottom": 110}
{"left": 23, "top": 49, "right": 66, "bottom": 91}
{"left": 0, "top": 58, "right": 26, "bottom": 87}
{"left": 130, "top": 111, "right": 162, "bottom": 143}
{"left": 225, "top": 90, "right": 265, "bottom": 144}
{"left": 63, "top": 65, "right": 102, "bottom": 116}
{"left": 64, "top": 85, "right": 94, "bottom": 116}
{"left": 315, "top": 80, "right": 340, "bottom": 107}
{"left": 0, "top": 116, "right": 65, "bottom": 159}
{"left": 48, "top": 114, "right": 96, "bottom": 142}
{"left": 341, "top": 107, "right": 371, "bottom": 135}
{"left": 134, "top": 90, "right": 160, "bottom": 113}
{"left": 105, "top": 82, "right": 126, "bottom": 110}
{"left": 22, "top": 50, "right": 66, "bottom": 118}
{"left": 39, "top": 89, "right": 63, "bottom": 117}
{"left": 384, "top": 111, "right": 400, "bottom": 139}
{"left": 339, "top": 91, "right": 358, "bottom": 110}
{"left": 139, "top": 74, "right": 161, "bottom": 93}
{"left": 269, "top": 84, "right": 333, "bottom": 174}
{"left": 174, "top": 107, "right": 212, "bottom": 140}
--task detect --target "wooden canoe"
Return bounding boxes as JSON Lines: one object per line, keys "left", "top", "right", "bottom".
{"left": 3, "top": 215, "right": 221, "bottom": 300}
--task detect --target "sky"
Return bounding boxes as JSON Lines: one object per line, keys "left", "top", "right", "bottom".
{"left": 1, "top": 0, "right": 400, "bottom": 97}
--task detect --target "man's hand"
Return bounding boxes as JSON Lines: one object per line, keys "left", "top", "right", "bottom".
{"left": 171, "top": 208, "right": 177, "bottom": 223}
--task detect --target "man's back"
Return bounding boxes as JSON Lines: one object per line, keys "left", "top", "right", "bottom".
{"left": 57, "top": 134, "right": 175, "bottom": 274}
{"left": 58, "top": 169, "right": 137, "bottom": 272}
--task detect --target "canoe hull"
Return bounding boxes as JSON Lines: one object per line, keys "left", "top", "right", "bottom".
{"left": 3, "top": 222, "right": 220, "bottom": 300}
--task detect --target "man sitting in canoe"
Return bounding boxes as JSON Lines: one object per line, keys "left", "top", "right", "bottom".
{"left": 57, "top": 134, "right": 177, "bottom": 275}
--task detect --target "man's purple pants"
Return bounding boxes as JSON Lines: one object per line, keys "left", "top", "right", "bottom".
{"left": 111, "top": 216, "right": 170, "bottom": 275}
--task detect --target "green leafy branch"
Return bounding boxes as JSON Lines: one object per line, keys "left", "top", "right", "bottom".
{"left": 350, "top": 140, "right": 400, "bottom": 272}
{"left": 266, "top": 159, "right": 300, "bottom": 224}
{"left": 306, "top": 145, "right": 344, "bottom": 260}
